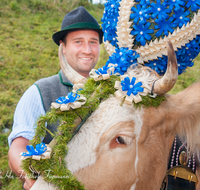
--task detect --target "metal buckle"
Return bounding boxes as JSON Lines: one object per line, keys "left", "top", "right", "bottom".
{"left": 165, "top": 165, "right": 198, "bottom": 184}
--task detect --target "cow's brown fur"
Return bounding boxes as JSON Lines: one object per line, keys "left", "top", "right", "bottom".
{"left": 74, "top": 82, "right": 200, "bottom": 190}
{"left": 74, "top": 121, "right": 137, "bottom": 190}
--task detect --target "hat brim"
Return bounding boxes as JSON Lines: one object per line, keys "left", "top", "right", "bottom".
{"left": 52, "top": 22, "right": 103, "bottom": 46}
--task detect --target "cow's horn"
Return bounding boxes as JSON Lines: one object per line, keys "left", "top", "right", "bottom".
{"left": 59, "top": 43, "right": 86, "bottom": 84}
{"left": 153, "top": 40, "right": 178, "bottom": 95}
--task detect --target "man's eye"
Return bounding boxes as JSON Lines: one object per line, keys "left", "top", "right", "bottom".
{"left": 90, "top": 41, "right": 97, "bottom": 44}
{"left": 75, "top": 41, "right": 81, "bottom": 44}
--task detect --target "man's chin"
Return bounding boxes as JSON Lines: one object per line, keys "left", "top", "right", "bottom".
{"left": 79, "top": 64, "right": 95, "bottom": 72}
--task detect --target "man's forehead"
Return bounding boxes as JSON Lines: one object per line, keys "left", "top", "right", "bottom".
{"left": 67, "top": 30, "right": 99, "bottom": 40}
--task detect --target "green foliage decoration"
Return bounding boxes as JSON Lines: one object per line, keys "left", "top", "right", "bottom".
{"left": 133, "top": 95, "right": 166, "bottom": 109}
{"left": 22, "top": 75, "right": 166, "bottom": 189}
{"left": 22, "top": 76, "right": 119, "bottom": 190}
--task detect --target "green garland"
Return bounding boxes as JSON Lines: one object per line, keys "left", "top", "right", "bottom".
{"left": 22, "top": 75, "right": 166, "bottom": 189}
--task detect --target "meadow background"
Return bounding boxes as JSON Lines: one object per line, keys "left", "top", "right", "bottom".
{"left": 0, "top": 0, "right": 200, "bottom": 189}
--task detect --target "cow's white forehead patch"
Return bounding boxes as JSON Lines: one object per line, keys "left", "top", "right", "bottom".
{"left": 66, "top": 97, "right": 144, "bottom": 176}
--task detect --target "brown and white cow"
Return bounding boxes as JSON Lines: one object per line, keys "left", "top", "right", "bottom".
{"left": 30, "top": 42, "right": 200, "bottom": 190}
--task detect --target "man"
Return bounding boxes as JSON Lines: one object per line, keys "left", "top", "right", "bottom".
{"left": 8, "top": 6, "right": 103, "bottom": 190}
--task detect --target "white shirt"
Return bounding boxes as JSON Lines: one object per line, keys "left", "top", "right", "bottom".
{"left": 8, "top": 85, "right": 45, "bottom": 147}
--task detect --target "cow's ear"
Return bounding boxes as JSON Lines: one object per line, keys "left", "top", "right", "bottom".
{"left": 167, "top": 82, "right": 200, "bottom": 153}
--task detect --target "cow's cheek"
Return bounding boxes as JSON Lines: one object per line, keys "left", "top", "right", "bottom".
{"left": 74, "top": 143, "right": 138, "bottom": 190}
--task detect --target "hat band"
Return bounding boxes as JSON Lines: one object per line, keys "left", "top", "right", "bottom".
{"left": 62, "top": 22, "right": 101, "bottom": 31}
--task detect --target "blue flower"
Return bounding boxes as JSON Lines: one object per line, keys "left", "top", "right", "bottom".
{"left": 135, "top": 0, "right": 151, "bottom": 4}
{"left": 195, "top": 35, "right": 200, "bottom": 45}
{"left": 176, "top": 45, "right": 196, "bottom": 62}
{"left": 186, "top": 0, "right": 200, "bottom": 12}
{"left": 148, "top": 0, "right": 171, "bottom": 20}
{"left": 103, "top": 29, "right": 118, "bottom": 46}
{"left": 22, "top": 143, "right": 47, "bottom": 157}
{"left": 121, "top": 77, "right": 144, "bottom": 96}
{"left": 101, "top": 0, "right": 121, "bottom": 48}
{"left": 55, "top": 92, "right": 80, "bottom": 104}
{"left": 130, "top": 4, "right": 150, "bottom": 24}
{"left": 144, "top": 56, "right": 167, "bottom": 75}
{"left": 102, "top": 19, "right": 117, "bottom": 31}
{"left": 101, "top": 17, "right": 118, "bottom": 46}
{"left": 163, "top": 0, "right": 185, "bottom": 12}
{"left": 144, "top": 36, "right": 199, "bottom": 75}
{"left": 154, "top": 17, "right": 176, "bottom": 37}
{"left": 176, "top": 60, "right": 193, "bottom": 75}
{"left": 131, "top": 22, "right": 154, "bottom": 46}
{"left": 102, "top": 1, "right": 119, "bottom": 18}
{"left": 173, "top": 8, "right": 190, "bottom": 28}
{"left": 174, "top": 37, "right": 200, "bottom": 74}
{"left": 106, "top": 47, "right": 139, "bottom": 75}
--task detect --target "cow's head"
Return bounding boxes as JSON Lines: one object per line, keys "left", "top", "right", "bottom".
{"left": 64, "top": 42, "right": 200, "bottom": 190}
{"left": 56, "top": 0, "right": 200, "bottom": 187}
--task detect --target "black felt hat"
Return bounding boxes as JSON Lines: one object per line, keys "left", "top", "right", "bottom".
{"left": 52, "top": 6, "right": 103, "bottom": 46}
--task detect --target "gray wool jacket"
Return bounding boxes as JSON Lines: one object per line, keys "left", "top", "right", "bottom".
{"left": 34, "top": 70, "right": 73, "bottom": 144}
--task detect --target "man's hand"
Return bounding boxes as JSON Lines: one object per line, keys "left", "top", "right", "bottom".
{"left": 8, "top": 137, "right": 29, "bottom": 179}
{"left": 23, "top": 177, "right": 36, "bottom": 190}
{"left": 8, "top": 137, "right": 37, "bottom": 189}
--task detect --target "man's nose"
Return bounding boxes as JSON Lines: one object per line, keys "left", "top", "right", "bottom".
{"left": 82, "top": 42, "right": 92, "bottom": 54}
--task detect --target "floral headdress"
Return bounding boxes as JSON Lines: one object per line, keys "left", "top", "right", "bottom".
{"left": 102, "top": 0, "right": 200, "bottom": 75}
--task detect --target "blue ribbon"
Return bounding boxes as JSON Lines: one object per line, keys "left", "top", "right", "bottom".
{"left": 22, "top": 143, "right": 47, "bottom": 157}
{"left": 121, "top": 77, "right": 144, "bottom": 96}
{"left": 95, "top": 65, "right": 113, "bottom": 75}
{"left": 55, "top": 92, "right": 80, "bottom": 104}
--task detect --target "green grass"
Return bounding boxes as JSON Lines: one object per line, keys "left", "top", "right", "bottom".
{"left": 169, "top": 56, "right": 200, "bottom": 94}
{"left": 0, "top": 0, "right": 105, "bottom": 189}
{"left": 0, "top": 0, "right": 105, "bottom": 129}
{"left": 0, "top": 0, "right": 200, "bottom": 189}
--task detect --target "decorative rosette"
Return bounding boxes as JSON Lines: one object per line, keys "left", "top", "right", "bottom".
{"left": 89, "top": 65, "right": 115, "bottom": 81}
{"left": 51, "top": 92, "right": 86, "bottom": 111}
{"left": 114, "top": 75, "right": 149, "bottom": 104}
{"left": 72, "top": 83, "right": 85, "bottom": 93}
{"left": 102, "top": 0, "right": 200, "bottom": 75}
{"left": 20, "top": 143, "right": 51, "bottom": 161}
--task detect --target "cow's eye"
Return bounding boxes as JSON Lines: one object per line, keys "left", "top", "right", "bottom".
{"left": 116, "top": 136, "right": 125, "bottom": 144}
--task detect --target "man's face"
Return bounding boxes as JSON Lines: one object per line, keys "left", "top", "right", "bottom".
{"left": 62, "top": 30, "right": 100, "bottom": 77}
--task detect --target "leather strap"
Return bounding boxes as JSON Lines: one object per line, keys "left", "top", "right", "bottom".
{"left": 162, "top": 175, "right": 195, "bottom": 190}
{"left": 160, "top": 136, "right": 197, "bottom": 190}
